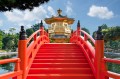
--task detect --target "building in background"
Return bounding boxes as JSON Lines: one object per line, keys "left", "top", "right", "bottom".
{"left": 44, "top": 9, "right": 74, "bottom": 43}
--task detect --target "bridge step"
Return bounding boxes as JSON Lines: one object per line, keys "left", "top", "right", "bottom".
{"left": 36, "top": 53, "right": 84, "bottom": 56}
{"left": 27, "top": 74, "right": 94, "bottom": 79}
{"left": 27, "top": 43, "right": 95, "bottom": 79}
{"left": 35, "top": 56, "right": 86, "bottom": 59}
{"left": 33, "top": 59, "right": 87, "bottom": 63}
{"left": 31, "top": 63, "right": 90, "bottom": 68}
{"left": 29, "top": 68, "right": 92, "bottom": 74}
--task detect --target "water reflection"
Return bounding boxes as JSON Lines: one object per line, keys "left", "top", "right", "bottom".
{"left": 0, "top": 54, "right": 17, "bottom": 74}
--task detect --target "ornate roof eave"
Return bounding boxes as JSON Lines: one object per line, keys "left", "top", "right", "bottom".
{"left": 44, "top": 9, "right": 75, "bottom": 24}
{"left": 45, "top": 17, "right": 74, "bottom": 24}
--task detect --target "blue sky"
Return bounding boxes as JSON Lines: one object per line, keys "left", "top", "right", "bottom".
{"left": 0, "top": 0, "right": 120, "bottom": 34}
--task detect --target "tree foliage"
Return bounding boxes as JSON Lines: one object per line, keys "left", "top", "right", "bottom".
{"left": 26, "top": 28, "right": 34, "bottom": 37}
{"left": 81, "top": 27, "right": 90, "bottom": 36}
{"left": 0, "top": 31, "right": 3, "bottom": 49}
{"left": 81, "top": 27, "right": 90, "bottom": 34}
{"left": 1, "top": 29, "right": 19, "bottom": 52}
{"left": 26, "top": 23, "right": 47, "bottom": 37}
{"left": 0, "top": 0, "right": 50, "bottom": 12}
{"left": 0, "top": 22, "right": 47, "bottom": 51}
{"left": 26, "top": 23, "right": 41, "bottom": 37}
{"left": 92, "top": 24, "right": 108, "bottom": 39}
{"left": 92, "top": 24, "right": 120, "bottom": 53}
{"left": 102, "top": 26, "right": 120, "bottom": 41}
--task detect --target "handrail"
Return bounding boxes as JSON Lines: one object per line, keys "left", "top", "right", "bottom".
{"left": 0, "top": 26, "right": 49, "bottom": 79}
{"left": 70, "top": 27, "right": 120, "bottom": 79}
{"left": 105, "top": 71, "right": 120, "bottom": 79}
{"left": 70, "top": 29, "right": 96, "bottom": 78}
{"left": 103, "top": 58, "right": 120, "bottom": 79}
{"left": 0, "top": 58, "right": 20, "bottom": 64}
{"left": 19, "top": 28, "right": 49, "bottom": 79}
{"left": 27, "top": 29, "right": 41, "bottom": 44}
{"left": 81, "top": 30, "right": 95, "bottom": 44}
{"left": 70, "top": 30, "right": 95, "bottom": 58}
{"left": 104, "top": 58, "right": 120, "bottom": 64}
{"left": 0, "top": 58, "right": 22, "bottom": 79}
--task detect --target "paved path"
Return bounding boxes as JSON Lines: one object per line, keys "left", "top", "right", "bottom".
{"left": 105, "top": 52, "right": 120, "bottom": 58}
{"left": 0, "top": 52, "right": 17, "bottom": 57}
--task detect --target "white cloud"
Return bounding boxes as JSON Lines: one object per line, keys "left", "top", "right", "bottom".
{"left": 65, "top": 1, "right": 73, "bottom": 16}
{"left": 87, "top": 5, "right": 114, "bottom": 19}
{"left": 47, "top": 6, "right": 55, "bottom": 15}
{"left": 0, "top": 20, "right": 3, "bottom": 26}
{"left": 4, "top": 6, "right": 55, "bottom": 28}
{"left": 4, "top": 6, "right": 47, "bottom": 23}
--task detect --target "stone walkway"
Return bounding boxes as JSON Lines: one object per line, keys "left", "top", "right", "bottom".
{"left": 0, "top": 52, "right": 17, "bottom": 57}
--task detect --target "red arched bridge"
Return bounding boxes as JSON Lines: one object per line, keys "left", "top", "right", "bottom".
{"left": 0, "top": 21, "right": 120, "bottom": 79}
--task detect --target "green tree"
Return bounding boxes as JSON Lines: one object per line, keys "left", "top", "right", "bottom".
{"left": 102, "top": 26, "right": 120, "bottom": 41}
{"left": 9, "top": 28, "right": 16, "bottom": 35}
{"left": 92, "top": 24, "right": 108, "bottom": 39}
{"left": 0, "top": 0, "right": 50, "bottom": 12}
{"left": 2, "top": 28, "right": 18, "bottom": 51}
{"left": 32, "top": 23, "right": 40, "bottom": 31}
{"left": 81, "top": 27, "right": 90, "bottom": 34}
{"left": 92, "top": 31, "right": 96, "bottom": 39}
{"left": 81, "top": 27, "right": 90, "bottom": 36}
{"left": 0, "top": 31, "right": 3, "bottom": 49}
{"left": 100, "top": 24, "right": 108, "bottom": 29}
{"left": 26, "top": 28, "right": 34, "bottom": 37}
{"left": 6, "top": 40, "right": 15, "bottom": 51}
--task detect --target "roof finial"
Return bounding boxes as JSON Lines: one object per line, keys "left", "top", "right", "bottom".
{"left": 77, "top": 20, "right": 80, "bottom": 27}
{"left": 57, "top": 8, "right": 62, "bottom": 16}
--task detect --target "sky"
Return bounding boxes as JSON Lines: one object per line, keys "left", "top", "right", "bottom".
{"left": 0, "top": 0, "right": 120, "bottom": 34}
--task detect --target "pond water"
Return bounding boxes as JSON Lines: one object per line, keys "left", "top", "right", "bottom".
{"left": 0, "top": 54, "right": 17, "bottom": 75}
{"left": 0, "top": 68, "right": 9, "bottom": 74}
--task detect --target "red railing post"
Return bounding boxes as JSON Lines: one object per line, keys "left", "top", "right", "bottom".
{"left": 84, "top": 34, "right": 88, "bottom": 41}
{"left": 77, "top": 20, "right": 81, "bottom": 36}
{"left": 18, "top": 26, "right": 27, "bottom": 79}
{"left": 46, "top": 29, "right": 49, "bottom": 37}
{"left": 40, "top": 20, "right": 44, "bottom": 36}
{"left": 94, "top": 27, "right": 108, "bottom": 79}
{"left": 34, "top": 34, "right": 37, "bottom": 41}
{"left": 13, "top": 59, "right": 22, "bottom": 79}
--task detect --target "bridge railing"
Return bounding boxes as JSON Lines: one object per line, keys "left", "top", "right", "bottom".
{"left": 18, "top": 25, "right": 49, "bottom": 79}
{"left": 0, "top": 21, "right": 49, "bottom": 79}
{"left": 103, "top": 58, "right": 120, "bottom": 79}
{"left": 70, "top": 21, "right": 120, "bottom": 79}
{"left": 70, "top": 29, "right": 96, "bottom": 77}
{"left": 0, "top": 58, "right": 22, "bottom": 79}
{"left": 26, "top": 29, "right": 49, "bottom": 73}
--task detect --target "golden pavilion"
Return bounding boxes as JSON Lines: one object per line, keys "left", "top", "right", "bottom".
{"left": 44, "top": 9, "right": 74, "bottom": 43}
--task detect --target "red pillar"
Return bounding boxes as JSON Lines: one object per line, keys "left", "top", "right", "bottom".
{"left": 94, "top": 27, "right": 108, "bottom": 79}
{"left": 18, "top": 26, "right": 27, "bottom": 79}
